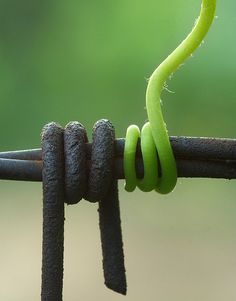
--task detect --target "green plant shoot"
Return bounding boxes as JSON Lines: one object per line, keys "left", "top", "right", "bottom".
{"left": 124, "top": 0, "right": 217, "bottom": 193}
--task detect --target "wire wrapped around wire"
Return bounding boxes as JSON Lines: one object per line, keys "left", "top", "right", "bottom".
{"left": 41, "top": 120, "right": 126, "bottom": 300}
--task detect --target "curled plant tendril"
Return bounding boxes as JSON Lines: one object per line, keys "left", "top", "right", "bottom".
{"left": 124, "top": 0, "right": 216, "bottom": 193}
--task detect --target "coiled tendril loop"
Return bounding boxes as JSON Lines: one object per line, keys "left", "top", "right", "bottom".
{"left": 124, "top": 0, "right": 216, "bottom": 193}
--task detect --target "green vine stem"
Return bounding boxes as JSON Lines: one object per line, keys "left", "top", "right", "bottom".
{"left": 124, "top": 0, "right": 216, "bottom": 193}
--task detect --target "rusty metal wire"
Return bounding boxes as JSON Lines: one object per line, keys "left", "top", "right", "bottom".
{"left": 0, "top": 136, "right": 236, "bottom": 181}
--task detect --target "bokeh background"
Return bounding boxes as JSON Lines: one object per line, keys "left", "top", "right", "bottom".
{"left": 0, "top": 0, "right": 236, "bottom": 300}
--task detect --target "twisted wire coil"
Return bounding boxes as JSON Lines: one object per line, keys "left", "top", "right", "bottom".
{"left": 41, "top": 120, "right": 126, "bottom": 301}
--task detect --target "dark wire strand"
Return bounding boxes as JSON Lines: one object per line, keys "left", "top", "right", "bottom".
{"left": 41, "top": 123, "right": 65, "bottom": 301}
{"left": 0, "top": 136, "right": 236, "bottom": 181}
{"left": 1, "top": 136, "right": 236, "bottom": 160}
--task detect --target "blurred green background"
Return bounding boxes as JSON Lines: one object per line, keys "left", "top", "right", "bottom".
{"left": 0, "top": 0, "right": 236, "bottom": 300}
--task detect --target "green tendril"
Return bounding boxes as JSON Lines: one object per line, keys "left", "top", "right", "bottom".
{"left": 124, "top": 0, "right": 216, "bottom": 194}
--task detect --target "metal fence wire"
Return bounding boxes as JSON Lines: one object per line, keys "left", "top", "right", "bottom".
{"left": 1, "top": 119, "right": 236, "bottom": 300}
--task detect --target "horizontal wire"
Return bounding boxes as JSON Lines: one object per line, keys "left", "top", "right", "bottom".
{"left": 0, "top": 136, "right": 236, "bottom": 182}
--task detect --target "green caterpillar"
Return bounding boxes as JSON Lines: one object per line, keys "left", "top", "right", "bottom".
{"left": 124, "top": 0, "right": 217, "bottom": 193}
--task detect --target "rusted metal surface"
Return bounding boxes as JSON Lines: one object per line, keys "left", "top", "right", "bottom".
{"left": 0, "top": 136, "right": 236, "bottom": 181}
{"left": 1, "top": 129, "right": 235, "bottom": 299}
{"left": 0, "top": 158, "right": 42, "bottom": 181}
{"left": 64, "top": 121, "right": 88, "bottom": 204}
{"left": 0, "top": 148, "right": 42, "bottom": 160}
{"left": 40, "top": 120, "right": 127, "bottom": 296}
{"left": 88, "top": 120, "right": 126, "bottom": 295}
{"left": 41, "top": 122, "right": 65, "bottom": 301}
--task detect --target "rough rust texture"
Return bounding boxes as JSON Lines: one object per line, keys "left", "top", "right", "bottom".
{"left": 40, "top": 119, "right": 126, "bottom": 298}
{"left": 41, "top": 122, "right": 65, "bottom": 301}
{"left": 1, "top": 136, "right": 236, "bottom": 181}
{"left": 86, "top": 119, "right": 127, "bottom": 294}
{"left": 64, "top": 121, "right": 88, "bottom": 204}
{"left": 86, "top": 119, "right": 115, "bottom": 202}
{"left": 98, "top": 180, "right": 127, "bottom": 295}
